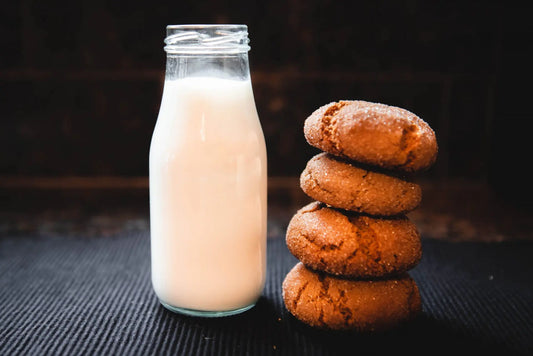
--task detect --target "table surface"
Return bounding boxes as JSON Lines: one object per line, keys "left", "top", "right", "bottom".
{"left": 1, "top": 182, "right": 533, "bottom": 355}
{"left": 1, "top": 231, "right": 532, "bottom": 356}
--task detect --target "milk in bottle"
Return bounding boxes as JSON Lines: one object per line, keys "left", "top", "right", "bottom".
{"left": 149, "top": 25, "right": 267, "bottom": 317}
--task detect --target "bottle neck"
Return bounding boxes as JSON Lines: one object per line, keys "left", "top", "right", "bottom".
{"left": 163, "top": 25, "right": 251, "bottom": 81}
{"left": 165, "top": 53, "right": 250, "bottom": 81}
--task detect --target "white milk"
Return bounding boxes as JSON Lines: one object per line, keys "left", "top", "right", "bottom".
{"left": 149, "top": 77, "right": 267, "bottom": 312}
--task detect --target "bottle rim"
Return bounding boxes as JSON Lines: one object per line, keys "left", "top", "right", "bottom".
{"left": 164, "top": 24, "right": 250, "bottom": 54}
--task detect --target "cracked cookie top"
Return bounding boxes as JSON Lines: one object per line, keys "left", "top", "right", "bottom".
{"left": 286, "top": 202, "right": 422, "bottom": 278}
{"left": 304, "top": 100, "right": 438, "bottom": 172}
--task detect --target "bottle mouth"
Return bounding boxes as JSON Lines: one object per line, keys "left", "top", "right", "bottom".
{"left": 164, "top": 24, "right": 250, "bottom": 54}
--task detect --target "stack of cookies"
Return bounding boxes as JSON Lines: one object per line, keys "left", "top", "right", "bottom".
{"left": 282, "top": 100, "right": 438, "bottom": 332}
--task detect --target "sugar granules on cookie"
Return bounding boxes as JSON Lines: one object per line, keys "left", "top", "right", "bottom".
{"left": 282, "top": 100, "right": 437, "bottom": 332}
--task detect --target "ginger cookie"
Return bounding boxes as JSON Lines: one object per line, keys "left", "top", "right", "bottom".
{"left": 304, "top": 100, "right": 438, "bottom": 172}
{"left": 282, "top": 263, "right": 421, "bottom": 332}
{"left": 286, "top": 202, "right": 421, "bottom": 278}
{"left": 300, "top": 153, "right": 421, "bottom": 216}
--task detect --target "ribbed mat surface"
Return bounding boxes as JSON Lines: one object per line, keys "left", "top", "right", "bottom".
{"left": 1, "top": 233, "right": 532, "bottom": 355}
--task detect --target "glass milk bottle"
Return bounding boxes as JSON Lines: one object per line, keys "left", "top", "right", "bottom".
{"left": 149, "top": 25, "right": 267, "bottom": 317}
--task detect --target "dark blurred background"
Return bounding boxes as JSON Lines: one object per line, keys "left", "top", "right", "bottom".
{"left": 1, "top": 0, "right": 532, "bottom": 238}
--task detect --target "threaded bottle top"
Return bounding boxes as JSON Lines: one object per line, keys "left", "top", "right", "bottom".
{"left": 164, "top": 24, "right": 250, "bottom": 54}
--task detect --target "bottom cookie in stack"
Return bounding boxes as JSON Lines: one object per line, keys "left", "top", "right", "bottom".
{"left": 282, "top": 263, "right": 421, "bottom": 332}
{"left": 282, "top": 202, "right": 423, "bottom": 332}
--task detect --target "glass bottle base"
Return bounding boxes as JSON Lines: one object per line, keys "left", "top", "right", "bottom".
{"left": 160, "top": 300, "right": 255, "bottom": 317}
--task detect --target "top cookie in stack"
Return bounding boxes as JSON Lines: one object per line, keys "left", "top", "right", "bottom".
{"left": 304, "top": 100, "right": 437, "bottom": 173}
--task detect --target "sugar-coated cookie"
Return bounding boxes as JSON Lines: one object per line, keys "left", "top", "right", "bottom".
{"left": 282, "top": 263, "right": 421, "bottom": 331}
{"left": 300, "top": 153, "right": 421, "bottom": 216}
{"left": 286, "top": 202, "right": 422, "bottom": 278}
{"left": 304, "top": 100, "right": 438, "bottom": 172}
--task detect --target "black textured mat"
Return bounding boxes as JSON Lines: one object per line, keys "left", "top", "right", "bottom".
{"left": 1, "top": 233, "right": 532, "bottom": 355}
